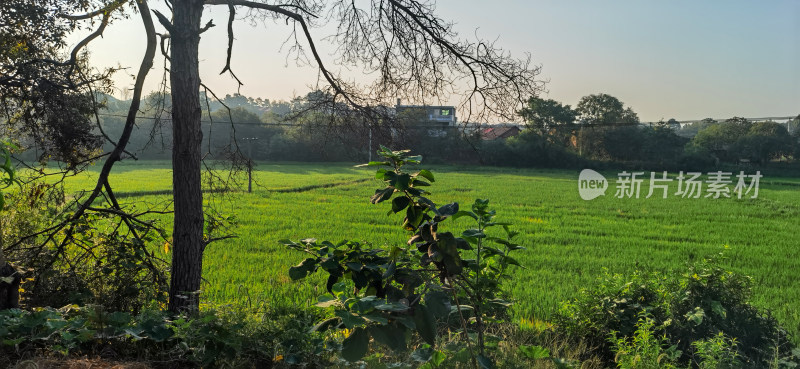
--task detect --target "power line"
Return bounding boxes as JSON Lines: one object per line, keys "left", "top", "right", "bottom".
{"left": 96, "top": 112, "right": 797, "bottom": 129}
{"left": 96, "top": 113, "right": 479, "bottom": 130}
{"left": 96, "top": 113, "right": 294, "bottom": 127}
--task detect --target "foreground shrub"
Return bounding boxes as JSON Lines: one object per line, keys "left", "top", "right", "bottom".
{"left": 609, "top": 316, "right": 681, "bottom": 369}
{"left": 283, "top": 147, "right": 535, "bottom": 368}
{"left": 0, "top": 172, "right": 169, "bottom": 314}
{"left": 556, "top": 253, "right": 795, "bottom": 368}
{"left": 0, "top": 304, "right": 323, "bottom": 368}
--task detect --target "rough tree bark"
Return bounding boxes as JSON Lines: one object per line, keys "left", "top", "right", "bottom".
{"left": 167, "top": 0, "right": 206, "bottom": 313}
{"left": 0, "top": 252, "right": 20, "bottom": 309}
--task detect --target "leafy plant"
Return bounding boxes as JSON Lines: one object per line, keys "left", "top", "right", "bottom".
{"left": 0, "top": 141, "right": 17, "bottom": 210}
{"left": 556, "top": 252, "right": 794, "bottom": 367}
{"left": 609, "top": 315, "right": 681, "bottom": 369}
{"left": 692, "top": 332, "right": 740, "bottom": 369}
{"left": 1, "top": 141, "right": 21, "bottom": 310}
{"left": 0, "top": 304, "right": 322, "bottom": 368}
{"left": 282, "top": 146, "right": 525, "bottom": 367}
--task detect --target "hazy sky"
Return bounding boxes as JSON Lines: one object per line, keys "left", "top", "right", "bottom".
{"left": 74, "top": 1, "right": 799, "bottom": 122}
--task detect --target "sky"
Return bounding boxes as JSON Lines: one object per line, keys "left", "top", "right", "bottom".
{"left": 72, "top": 0, "right": 799, "bottom": 123}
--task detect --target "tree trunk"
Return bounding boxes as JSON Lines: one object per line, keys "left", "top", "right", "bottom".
{"left": 168, "top": 0, "right": 205, "bottom": 313}
{"left": 0, "top": 250, "right": 20, "bottom": 309}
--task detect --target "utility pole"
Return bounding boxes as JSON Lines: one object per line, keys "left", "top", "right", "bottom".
{"left": 242, "top": 137, "right": 258, "bottom": 193}
{"left": 368, "top": 124, "right": 373, "bottom": 162}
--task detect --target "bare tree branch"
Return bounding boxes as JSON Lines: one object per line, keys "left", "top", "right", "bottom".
{"left": 204, "top": 0, "right": 367, "bottom": 118}
{"left": 203, "top": 0, "right": 542, "bottom": 124}
{"left": 219, "top": 3, "right": 243, "bottom": 91}
{"left": 73, "top": 0, "right": 158, "bottom": 220}
{"left": 60, "top": 0, "right": 127, "bottom": 21}
{"left": 7, "top": 0, "right": 162, "bottom": 268}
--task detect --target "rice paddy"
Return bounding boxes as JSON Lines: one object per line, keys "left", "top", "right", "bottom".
{"left": 60, "top": 160, "right": 800, "bottom": 338}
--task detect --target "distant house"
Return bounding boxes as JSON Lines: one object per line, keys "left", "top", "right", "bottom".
{"left": 395, "top": 100, "right": 457, "bottom": 137}
{"left": 481, "top": 125, "right": 521, "bottom": 140}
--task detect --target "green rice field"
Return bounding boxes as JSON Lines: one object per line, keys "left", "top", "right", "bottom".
{"left": 61, "top": 161, "right": 800, "bottom": 337}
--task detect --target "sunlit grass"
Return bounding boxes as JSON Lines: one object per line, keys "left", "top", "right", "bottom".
{"left": 53, "top": 161, "right": 800, "bottom": 338}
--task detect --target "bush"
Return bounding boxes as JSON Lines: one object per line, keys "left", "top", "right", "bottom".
{"left": 692, "top": 332, "right": 740, "bottom": 369}
{"left": 282, "top": 147, "right": 526, "bottom": 367}
{"left": 2, "top": 189, "right": 168, "bottom": 313}
{"left": 609, "top": 315, "right": 682, "bottom": 369}
{"left": 0, "top": 304, "right": 324, "bottom": 368}
{"left": 556, "top": 253, "right": 795, "bottom": 368}
{"left": 677, "top": 150, "right": 718, "bottom": 171}
{"left": 482, "top": 130, "right": 585, "bottom": 168}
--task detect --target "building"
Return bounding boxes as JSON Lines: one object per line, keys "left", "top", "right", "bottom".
{"left": 481, "top": 124, "right": 521, "bottom": 140}
{"left": 395, "top": 100, "right": 457, "bottom": 137}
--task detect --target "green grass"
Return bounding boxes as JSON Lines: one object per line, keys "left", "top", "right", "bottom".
{"left": 57, "top": 161, "right": 800, "bottom": 339}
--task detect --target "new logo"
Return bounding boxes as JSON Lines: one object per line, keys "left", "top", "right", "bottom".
{"left": 579, "top": 169, "right": 608, "bottom": 200}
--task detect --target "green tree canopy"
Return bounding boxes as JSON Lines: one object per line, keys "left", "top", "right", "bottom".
{"left": 576, "top": 93, "right": 639, "bottom": 125}
{"left": 518, "top": 96, "right": 576, "bottom": 134}
{"left": 677, "top": 118, "right": 717, "bottom": 138}
{"left": 0, "top": 0, "right": 112, "bottom": 167}
{"left": 690, "top": 117, "right": 792, "bottom": 163}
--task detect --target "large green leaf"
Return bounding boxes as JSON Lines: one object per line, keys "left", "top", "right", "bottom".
{"left": 455, "top": 238, "right": 472, "bottom": 250}
{"left": 315, "top": 295, "right": 338, "bottom": 308}
{"left": 361, "top": 312, "right": 389, "bottom": 325}
{"left": 424, "top": 290, "right": 451, "bottom": 318}
{"left": 326, "top": 274, "right": 340, "bottom": 293}
{"left": 437, "top": 233, "right": 463, "bottom": 274}
{"left": 309, "top": 317, "right": 340, "bottom": 332}
{"left": 138, "top": 319, "right": 173, "bottom": 342}
{"left": 416, "top": 169, "right": 435, "bottom": 182}
{"left": 685, "top": 307, "right": 705, "bottom": 325}
{"left": 418, "top": 350, "right": 446, "bottom": 368}
{"left": 320, "top": 257, "right": 340, "bottom": 272}
{"left": 452, "top": 210, "right": 478, "bottom": 221}
{"left": 335, "top": 310, "right": 366, "bottom": 329}
{"left": 351, "top": 270, "right": 370, "bottom": 289}
{"left": 413, "top": 304, "right": 437, "bottom": 346}
{"left": 371, "top": 187, "right": 394, "bottom": 204}
{"left": 395, "top": 315, "right": 416, "bottom": 330}
{"left": 382, "top": 261, "right": 396, "bottom": 278}
{"left": 391, "top": 196, "right": 411, "bottom": 213}
{"left": 374, "top": 302, "right": 410, "bottom": 312}
{"left": 394, "top": 173, "right": 412, "bottom": 191}
{"left": 437, "top": 203, "right": 459, "bottom": 217}
{"left": 710, "top": 300, "right": 727, "bottom": 319}
{"left": 369, "top": 324, "right": 407, "bottom": 352}
{"left": 462, "top": 229, "right": 486, "bottom": 238}
{"left": 341, "top": 327, "right": 370, "bottom": 362}
{"left": 416, "top": 197, "right": 437, "bottom": 212}
{"left": 502, "top": 255, "right": 522, "bottom": 267}
{"left": 288, "top": 258, "right": 318, "bottom": 280}
{"left": 404, "top": 205, "right": 424, "bottom": 230}
{"left": 411, "top": 345, "right": 434, "bottom": 362}
{"left": 477, "top": 354, "right": 495, "bottom": 369}
{"left": 277, "top": 239, "right": 299, "bottom": 247}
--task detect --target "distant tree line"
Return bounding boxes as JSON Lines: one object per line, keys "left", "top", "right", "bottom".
{"left": 512, "top": 94, "right": 799, "bottom": 170}
{"left": 43, "top": 91, "right": 797, "bottom": 171}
